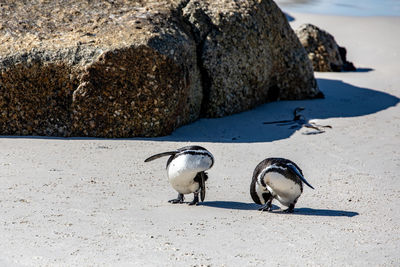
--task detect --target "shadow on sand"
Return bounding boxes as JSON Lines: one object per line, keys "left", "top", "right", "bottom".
{"left": 151, "top": 78, "right": 399, "bottom": 143}
{"left": 199, "top": 201, "right": 261, "bottom": 210}
{"left": 354, "top": 67, "right": 374, "bottom": 73}
{"left": 1, "top": 78, "right": 398, "bottom": 143}
{"left": 282, "top": 207, "right": 358, "bottom": 217}
{"left": 284, "top": 12, "right": 295, "bottom": 22}
{"left": 200, "top": 201, "right": 359, "bottom": 217}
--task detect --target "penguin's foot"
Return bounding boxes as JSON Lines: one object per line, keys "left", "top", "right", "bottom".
{"left": 168, "top": 193, "right": 184, "bottom": 204}
{"left": 188, "top": 192, "right": 199, "bottom": 206}
{"left": 258, "top": 202, "right": 272, "bottom": 212}
{"left": 283, "top": 204, "right": 295, "bottom": 213}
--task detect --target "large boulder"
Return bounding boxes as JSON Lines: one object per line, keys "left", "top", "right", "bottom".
{"left": 295, "top": 23, "right": 356, "bottom": 72}
{"left": 0, "top": 0, "right": 322, "bottom": 137}
{"left": 182, "top": 0, "right": 321, "bottom": 117}
{"left": 0, "top": 1, "right": 201, "bottom": 137}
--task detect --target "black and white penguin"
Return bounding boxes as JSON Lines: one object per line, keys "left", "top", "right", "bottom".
{"left": 250, "top": 158, "right": 314, "bottom": 213}
{"left": 144, "top": 145, "right": 214, "bottom": 205}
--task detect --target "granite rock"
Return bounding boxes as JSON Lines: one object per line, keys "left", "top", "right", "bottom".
{"left": 296, "top": 23, "right": 356, "bottom": 72}
{"left": 0, "top": 0, "right": 201, "bottom": 137}
{"left": 0, "top": 0, "right": 321, "bottom": 137}
{"left": 182, "top": 0, "right": 321, "bottom": 117}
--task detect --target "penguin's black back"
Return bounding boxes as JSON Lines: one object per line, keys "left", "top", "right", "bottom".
{"left": 251, "top": 157, "right": 305, "bottom": 201}
{"left": 253, "top": 158, "right": 303, "bottom": 179}
{"left": 177, "top": 145, "right": 208, "bottom": 152}
{"left": 250, "top": 177, "right": 261, "bottom": 204}
{"left": 166, "top": 145, "right": 214, "bottom": 168}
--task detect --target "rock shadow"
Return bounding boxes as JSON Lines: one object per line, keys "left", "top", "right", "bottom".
{"left": 355, "top": 67, "right": 374, "bottom": 73}
{"left": 149, "top": 78, "right": 399, "bottom": 143}
{"left": 1, "top": 78, "right": 398, "bottom": 143}
{"left": 284, "top": 12, "right": 295, "bottom": 22}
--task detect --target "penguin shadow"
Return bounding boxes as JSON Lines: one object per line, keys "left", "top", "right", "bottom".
{"left": 199, "top": 201, "right": 359, "bottom": 217}
{"left": 199, "top": 201, "right": 262, "bottom": 210}
{"left": 278, "top": 207, "right": 359, "bottom": 217}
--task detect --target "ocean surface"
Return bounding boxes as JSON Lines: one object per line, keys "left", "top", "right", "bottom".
{"left": 274, "top": 0, "right": 400, "bottom": 16}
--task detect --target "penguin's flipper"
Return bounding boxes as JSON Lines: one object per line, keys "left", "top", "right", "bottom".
{"left": 287, "top": 163, "right": 314, "bottom": 189}
{"left": 200, "top": 172, "right": 206, "bottom": 202}
{"left": 144, "top": 151, "right": 177, "bottom": 162}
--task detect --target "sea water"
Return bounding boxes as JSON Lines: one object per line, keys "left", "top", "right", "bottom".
{"left": 274, "top": 0, "right": 400, "bottom": 16}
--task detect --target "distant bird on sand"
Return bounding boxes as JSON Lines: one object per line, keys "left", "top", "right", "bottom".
{"left": 145, "top": 146, "right": 214, "bottom": 205}
{"left": 250, "top": 157, "right": 314, "bottom": 213}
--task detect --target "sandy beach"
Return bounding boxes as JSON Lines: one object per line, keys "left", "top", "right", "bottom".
{"left": 1, "top": 11, "right": 399, "bottom": 266}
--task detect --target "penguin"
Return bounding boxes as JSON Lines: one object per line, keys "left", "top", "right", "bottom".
{"left": 144, "top": 145, "right": 214, "bottom": 205}
{"left": 250, "top": 158, "right": 314, "bottom": 213}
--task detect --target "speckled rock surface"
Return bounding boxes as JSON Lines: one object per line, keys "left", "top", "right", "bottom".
{"left": 0, "top": 0, "right": 201, "bottom": 137}
{"left": 0, "top": 0, "right": 321, "bottom": 137}
{"left": 296, "top": 23, "right": 356, "bottom": 72}
{"left": 182, "top": 0, "right": 321, "bottom": 117}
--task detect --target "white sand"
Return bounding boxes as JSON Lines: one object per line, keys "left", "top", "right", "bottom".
{"left": 0, "top": 13, "right": 399, "bottom": 266}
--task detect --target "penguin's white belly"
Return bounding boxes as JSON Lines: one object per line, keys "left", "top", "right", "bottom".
{"left": 168, "top": 171, "right": 199, "bottom": 194}
{"left": 265, "top": 172, "right": 301, "bottom": 207}
{"left": 167, "top": 154, "right": 211, "bottom": 194}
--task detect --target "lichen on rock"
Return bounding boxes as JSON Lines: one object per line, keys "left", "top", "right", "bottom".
{"left": 0, "top": 58, "right": 78, "bottom": 136}
{"left": 71, "top": 44, "right": 191, "bottom": 137}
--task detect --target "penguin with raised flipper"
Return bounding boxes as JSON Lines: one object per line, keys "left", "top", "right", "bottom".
{"left": 145, "top": 146, "right": 214, "bottom": 205}
{"left": 250, "top": 158, "right": 314, "bottom": 213}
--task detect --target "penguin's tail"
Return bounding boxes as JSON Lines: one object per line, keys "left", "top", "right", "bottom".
{"left": 144, "top": 151, "right": 177, "bottom": 162}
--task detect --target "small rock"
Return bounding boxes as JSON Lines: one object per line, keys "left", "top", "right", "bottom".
{"left": 295, "top": 23, "right": 356, "bottom": 72}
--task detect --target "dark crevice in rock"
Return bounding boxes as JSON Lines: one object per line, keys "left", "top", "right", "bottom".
{"left": 267, "top": 85, "right": 280, "bottom": 102}
{"left": 195, "top": 33, "right": 213, "bottom": 116}
{"left": 175, "top": 0, "right": 191, "bottom": 13}
{"left": 176, "top": 4, "right": 218, "bottom": 117}
{"left": 174, "top": 2, "right": 218, "bottom": 117}
{"left": 265, "top": 75, "right": 280, "bottom": 102}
